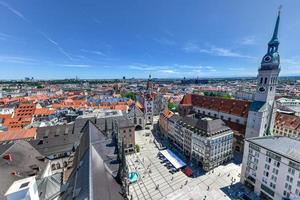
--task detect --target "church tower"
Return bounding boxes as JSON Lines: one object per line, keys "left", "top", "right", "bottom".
{"left": 144, "top": 74, "right": 154, "bottom": 124}
{"left": 245, "top": 9, "right": 281, "bottom": 138}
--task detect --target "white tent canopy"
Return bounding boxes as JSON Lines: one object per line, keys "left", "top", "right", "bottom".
{"left": 160, "top": 149, "right": 186, "bottom": 169}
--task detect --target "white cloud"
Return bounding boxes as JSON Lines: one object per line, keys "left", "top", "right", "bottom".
{"left": 0, "top": 1, "right": 29, "bottom": 22}
{"left": 240, "top": 36, "right": 256, "bottom": 45}
{"left": 0, "top": 32, "right": 13, "bottom": 41}
{"left": 153, "top": 38, "right": 176, "bottom": 46}
{"left": 228, "top": 67, "right": 246, "bottom": 71}
{"left": 0, "top": 55, "right": 37, "bottom": 64}
{"left": 80, "top": 49, "right": 106, "bottom": 56}
{"left": 0, "top": 1, "right": 73, "bottom": 61}
{"left": 158, "top": 69, "right": 179, "bottom": 74}
{"left": 183, "top": 42, "right": 255, "bottom": 59}
{"left": 59, "top": 64, "right": 92, "bottom": 68}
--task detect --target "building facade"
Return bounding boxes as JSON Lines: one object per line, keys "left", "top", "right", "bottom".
{"left": 273, "top": 112, "right": 300, "bottom": 138}
{"left": 127, "top": 104, "right": 145, "bottom": 130}
{"left": 166, "top": 115, "right": 233, "bottom": 171}
{"left": 241, "top": 136, "right": 300, "bottom": 200}
{"left": 245, "top": 11, "right": 281, "bottom": 138}
{"left": 277, "top": 98, "right": 300, "bottom": 116}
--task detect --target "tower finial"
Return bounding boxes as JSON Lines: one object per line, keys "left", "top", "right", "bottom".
{"left": 270, "top": 6, "right": 281, "bottom": 42}
{"left": 278, "top": 5, "right": 282, "bottom": 15}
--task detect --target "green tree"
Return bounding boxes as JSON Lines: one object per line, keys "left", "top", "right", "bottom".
{"left": 135, "top": 144, "right": 140, "bottom": 152}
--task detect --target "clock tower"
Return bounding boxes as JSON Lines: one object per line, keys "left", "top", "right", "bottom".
{"left": 245, "top": 9, "right": 281, "bottom": 138}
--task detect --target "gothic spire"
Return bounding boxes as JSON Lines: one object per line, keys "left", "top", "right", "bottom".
{"left": 268, "top": 6, "right": 281, "bottom": 51}
{"left": 261, "top": 7, "right": 282, "bottom": 69}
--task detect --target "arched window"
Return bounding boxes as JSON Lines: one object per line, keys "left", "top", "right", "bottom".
{"left": 139, "top": 118, "right": 142, "bottom": 124}
{"left": 56, "top": 163, "right": 61, "bottom": 169}
{"left": 264, "top": 77, "right": 267, "bottom": 84}
{"left": 260, "top": 77, "right": 263, "bottom": 84}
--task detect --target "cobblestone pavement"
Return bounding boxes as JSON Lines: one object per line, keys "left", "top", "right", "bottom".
{"left": 127, "top": 126, "right": 250, "bottom": 200}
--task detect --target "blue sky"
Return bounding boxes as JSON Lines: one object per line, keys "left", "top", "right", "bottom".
{"left": 0, "top": 0, "right": 299, "bottom": 79}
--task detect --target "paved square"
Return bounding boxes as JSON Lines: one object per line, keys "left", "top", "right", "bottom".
{"left": 126, "top": 126, "right": 246, "bottom": 200}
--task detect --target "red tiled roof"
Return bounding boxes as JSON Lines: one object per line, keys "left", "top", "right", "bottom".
{"left": 275, "top": 113, "right": 300, "bottom": 131}
{"left": 34, "top": 108, "right": 56, "bottom": 116}
{"left": 136, "top": 101, "right": 144, "bottom": 110}
{"left": 162, "top": 107, "right": 174, "bottom": 118}
{"left": 0, "top": 128, "right": 37, "bottom": 142}
{"left": 180, "top": 94, "right": 251, "bottom": 118}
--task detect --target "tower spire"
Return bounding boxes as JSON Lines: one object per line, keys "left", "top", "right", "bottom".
{"left": 270, "top": 5, "right": 281, "bottom": 44}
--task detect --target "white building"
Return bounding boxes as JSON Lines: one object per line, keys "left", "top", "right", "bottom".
{"left": 277, "top": 97, "right": 300, "bottom": 116}
{"left": 241, "top": 136, "right": 300, "bottom": 200}
{"left": 167, "top": 115, "right": 233, "bottom": 171}
{"left": 127, "top": 104, "right": 145, "bottom": 130}
{"left": 245, "top": 10, "right": 281, "bottom": 138}
{"left": 5, "top": 177, "right": 39, "bottom": 200}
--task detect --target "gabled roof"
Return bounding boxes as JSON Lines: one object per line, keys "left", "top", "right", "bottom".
{"left": 61, "top": 121, "right": 123, "bottom": 200}
{"left": 161, "top": 107, "right": 174, "bottom": 119}
{"left": 0, "top": 141, "right": 48, "bottom": 199}
{"left": 0, "top": 128, "right": 37, "bottom": 143}
{"left": 275, "top": 112, "right": 300, "bottom": 131}
{"left": 180, "top": 94, "right": 251, "bottom": 118}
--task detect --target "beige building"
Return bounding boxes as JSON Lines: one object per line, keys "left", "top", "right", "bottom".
{"left": 273, "top": 112, "right": 300, "bottom": 138}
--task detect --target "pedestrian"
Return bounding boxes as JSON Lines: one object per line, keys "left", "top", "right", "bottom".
{"left": 185, "top": 180, "right": 188, "bottom": 185}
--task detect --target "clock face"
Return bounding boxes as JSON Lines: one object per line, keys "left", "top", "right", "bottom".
{"left": 259, "top": 87, "right": 266, "bottom": 93}
{"left": 263, "top": 55, "right": 272, "bottom": 63}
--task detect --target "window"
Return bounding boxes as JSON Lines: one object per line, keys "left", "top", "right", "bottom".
{"left": 288, "top": 167, "right": 295, "bottom": 175}
{"left": 260, "top": 77, "right": 263, "bottom": 84}
{"left": 286, "top": 175, "right": 293, "bottom": 183}
{"left": 270, "top": 182, "right": 276, "bottom": 189}
{"left": 19, "top": 182, "right": 29, "bottom": 189}
{"left": 264, "top": 77, "right": 267, "bottom": 84}
{"left": 272, "top": 168, "right": 278, "bottom": 175}
{"left": 271, "top": 175, "right": 277, "bottom": 182}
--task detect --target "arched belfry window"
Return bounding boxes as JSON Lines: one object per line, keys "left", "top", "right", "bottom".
{"left": 260, "top": 77, "right": 263, "bottom": 84}
{"left": 264, "top": 78, "right": 267, "bottom": 84}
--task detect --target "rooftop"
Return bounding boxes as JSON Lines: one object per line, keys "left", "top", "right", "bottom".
{"left": 247, "top": 136, "right": 300, "bottom": 162}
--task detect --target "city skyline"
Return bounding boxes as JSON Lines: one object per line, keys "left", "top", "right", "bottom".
{"left": 0, "top": 0, "right": 300, "bottom": 79}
